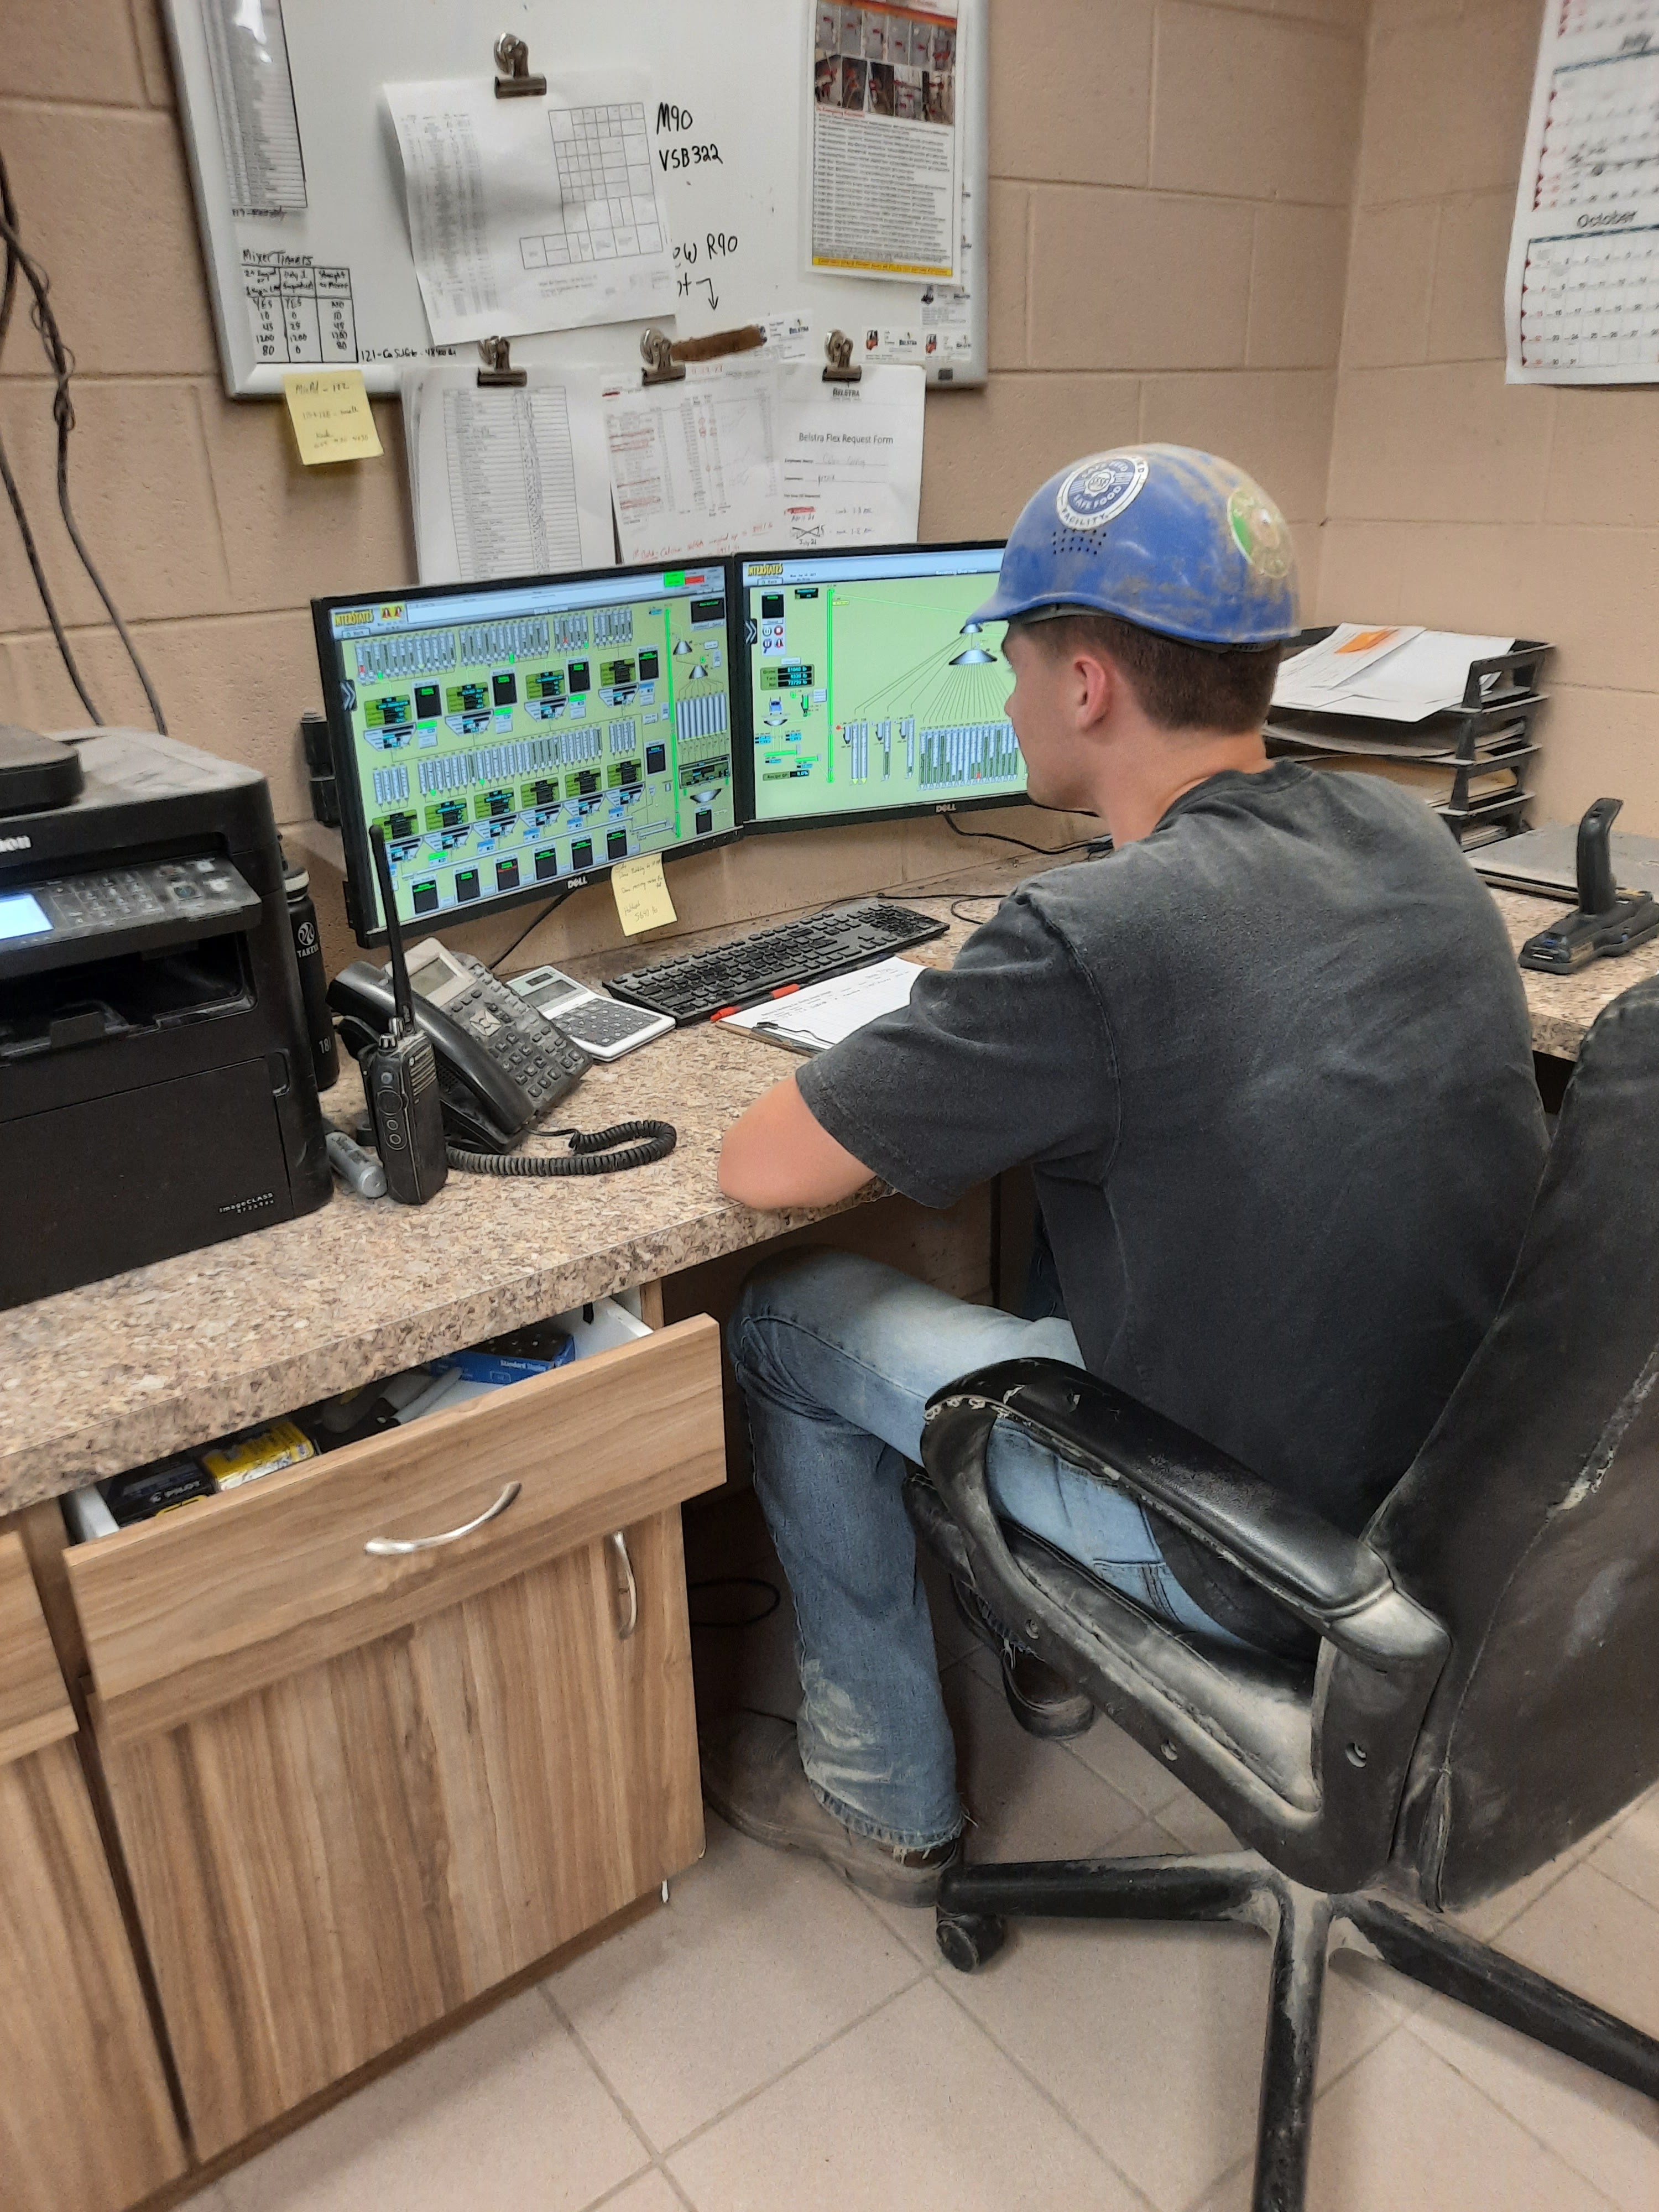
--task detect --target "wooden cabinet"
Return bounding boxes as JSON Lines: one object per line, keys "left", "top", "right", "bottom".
{"left": 66, "top": 1312, "right": 725, "bottom": 2160}
{"left": 0, "top": 1534, "right": 186, "bottom": 2212}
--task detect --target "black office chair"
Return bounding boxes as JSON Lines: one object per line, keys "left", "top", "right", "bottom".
{"left": 906, "top": 976, "right": 1659, "bottom": 2212}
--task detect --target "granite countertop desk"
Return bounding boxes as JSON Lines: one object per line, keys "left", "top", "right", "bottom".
{"left": 1, "top": 873, "right": 1647, "bottom": 1515}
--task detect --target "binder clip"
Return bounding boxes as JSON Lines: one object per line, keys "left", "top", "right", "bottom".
{"left": 493, "top": 34, "right": 546, "bottom": 97}
{"left": 477, "top": 336, "right": 526, "bottom": 387}
{"left": 640, "top": 329, "right": 685, "bottom": 387}
{"left": 823, "top": 330, "right": 861, "bottom": 384}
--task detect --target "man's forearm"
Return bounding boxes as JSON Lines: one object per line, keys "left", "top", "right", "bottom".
{"left": 719, "top": 1073, "right": 877, "bottom": 1209}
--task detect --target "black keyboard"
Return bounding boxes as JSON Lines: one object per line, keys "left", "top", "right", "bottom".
{"left": 606, "top": 899, "right": 949, "bottom": 1025}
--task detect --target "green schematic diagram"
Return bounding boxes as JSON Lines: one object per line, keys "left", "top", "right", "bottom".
{"left": 745, "top": 556, "right": 1025, "bottom": 823}
{"left": 328, "top": 570, "right": 734, "bottom": 931}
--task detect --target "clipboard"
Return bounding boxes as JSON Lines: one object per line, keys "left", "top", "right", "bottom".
{"left": 716, "top": 956, "right": 925, "bottom": 1056}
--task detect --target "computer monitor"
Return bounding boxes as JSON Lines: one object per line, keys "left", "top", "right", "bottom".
{"left": 735, "top": 543, "right": 1026, "bottom": 832}
{"left": 314, "top": 562, "right": 740, "bottom": 945}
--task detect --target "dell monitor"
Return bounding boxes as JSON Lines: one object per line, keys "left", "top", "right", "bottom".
{"left": 314, "top": 562, "right": 740, "bottom": 944}
{"left": 736, "top": 543, "right": 1026, "bottom": 832}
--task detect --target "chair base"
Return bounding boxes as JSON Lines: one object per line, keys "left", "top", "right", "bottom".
{"left": 936, "top": 1851, "right": 1659, "bottom": 2212}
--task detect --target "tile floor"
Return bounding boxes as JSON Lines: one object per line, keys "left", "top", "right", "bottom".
{"left": 178, "top": 1493, "right": 1659, "bottom": 2212}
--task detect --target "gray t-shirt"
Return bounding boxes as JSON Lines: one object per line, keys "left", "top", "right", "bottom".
{"left": 797, "top": 763, "right": 1548, "bottom": 1651}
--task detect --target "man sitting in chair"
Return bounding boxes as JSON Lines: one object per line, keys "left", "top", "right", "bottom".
{"left": 707, "top": 447, "right": 1547, "bottom": 1907}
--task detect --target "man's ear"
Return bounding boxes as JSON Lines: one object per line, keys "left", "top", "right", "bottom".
{"left": 1071, "top": 644, "right": 1120, "bottom": 732}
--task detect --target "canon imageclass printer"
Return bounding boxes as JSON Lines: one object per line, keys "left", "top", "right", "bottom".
{"left": 0, "top": 727, "right": 330, "bottom": 1310}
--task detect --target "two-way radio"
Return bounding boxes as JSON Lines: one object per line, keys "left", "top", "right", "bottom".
{"left": 359, "top": 827, "right": 450, "bottom": 1204}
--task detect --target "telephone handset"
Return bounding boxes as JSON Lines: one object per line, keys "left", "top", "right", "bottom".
{"left": 327, "top": 950, "right": 590, "bottom": 1153}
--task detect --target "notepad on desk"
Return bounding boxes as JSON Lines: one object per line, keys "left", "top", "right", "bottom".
{"left": 718, "top": 956, "right": 925, "bottom": 1056}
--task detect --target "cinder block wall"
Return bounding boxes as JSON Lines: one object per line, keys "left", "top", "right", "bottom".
{"left": 1319, "top": 0, "right": 1659, "bottom": 834}
{"left": 0, "top": 0, "right": 1364, "bottom": 972}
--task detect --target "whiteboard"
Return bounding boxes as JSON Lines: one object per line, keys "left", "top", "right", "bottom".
{"left": 162, "top": 0, "right": 988, "bottom": 397}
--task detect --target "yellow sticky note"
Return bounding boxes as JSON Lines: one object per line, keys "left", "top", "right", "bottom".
{"left": 282, "top": 369, "right": 384, "bottom": 465}
{"left": 611, "top": 852, "right": 677, "bottom": 936}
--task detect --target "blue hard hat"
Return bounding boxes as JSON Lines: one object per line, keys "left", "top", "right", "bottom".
{"left": 972, "top": 445, "right": 1299, "bottom": 647}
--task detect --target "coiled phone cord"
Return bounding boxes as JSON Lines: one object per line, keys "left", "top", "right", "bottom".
{"left": 446, "top": 1119, "right": 677, "bottom": 1177}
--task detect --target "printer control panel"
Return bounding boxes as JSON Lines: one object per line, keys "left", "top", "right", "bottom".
{"left": 0, "top": 857, "right": 264, "bottom": 979}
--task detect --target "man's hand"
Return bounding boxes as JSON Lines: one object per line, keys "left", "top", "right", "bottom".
{"left": 718, "top": 1073, "right": 876, "bottom": 1210}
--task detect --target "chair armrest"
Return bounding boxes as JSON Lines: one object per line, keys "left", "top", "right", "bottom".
{"left": 922, "top": 1358, "right": 1445, "bottom": 1673}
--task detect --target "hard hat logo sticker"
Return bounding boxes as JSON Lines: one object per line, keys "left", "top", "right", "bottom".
{"left": 1226, "top": 482, "right": 1292, "bottom": 580}
{"left": 1055, "top": 452, "right": 1149, "bottom": 532}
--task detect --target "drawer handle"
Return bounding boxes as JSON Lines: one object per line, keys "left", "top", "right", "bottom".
{"left": 364, "top": 1482, "right": 522, "bottom": 1557}
{"left": 609, "top": 1530, "right": 638, "bottom": 1640}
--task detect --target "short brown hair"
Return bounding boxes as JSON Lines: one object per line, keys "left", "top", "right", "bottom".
{"left": 1016, "top": 609, "right": 1281, "bottom": 735}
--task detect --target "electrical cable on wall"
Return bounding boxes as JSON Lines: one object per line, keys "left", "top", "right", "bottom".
{"left": 0, "top": 139, "right": 167, "bottom": 733}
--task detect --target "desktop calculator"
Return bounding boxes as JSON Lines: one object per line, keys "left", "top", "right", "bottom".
{"left": 509, "top": 965, "right": 675, "bottom": 1061}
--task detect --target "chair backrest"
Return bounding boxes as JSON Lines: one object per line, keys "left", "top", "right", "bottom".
{"left": 1372, "top": 974, "right": 1659, "bottom": 1910}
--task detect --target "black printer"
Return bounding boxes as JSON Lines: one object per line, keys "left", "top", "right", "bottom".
{"left": 0, "top": 727, "right": 330, "bottom": 1310}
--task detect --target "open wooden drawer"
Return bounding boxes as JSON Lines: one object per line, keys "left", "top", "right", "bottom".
{"left": 63, "top": 1303, "right": 725, "bottom": 2158}
{"left": 69, "top": 1306, "right": 724, "bottom": 1740}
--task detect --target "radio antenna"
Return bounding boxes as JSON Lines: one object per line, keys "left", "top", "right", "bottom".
{"left": 369, "top": 825, "right": 415, "bottom": 1030}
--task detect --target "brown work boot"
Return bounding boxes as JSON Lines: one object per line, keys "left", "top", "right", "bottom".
{"left": 951, "top": 1575, "right": 1095, "bottom": 1739}
{"left": 700, "top": 1712, "right": 959, "bottom": 1907}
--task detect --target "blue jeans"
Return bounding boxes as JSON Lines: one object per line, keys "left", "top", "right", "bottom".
{"left": 728, "top": 1250, "right": 1241, "bottom": 1853}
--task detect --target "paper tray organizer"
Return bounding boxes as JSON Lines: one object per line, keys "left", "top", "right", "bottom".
{"left": 1267, "top": 637, "right": 1553, "bottom": 845}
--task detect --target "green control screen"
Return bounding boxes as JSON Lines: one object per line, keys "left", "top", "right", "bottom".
{"left": 322, "top": 567, "right": 735, "bottom": 935}
{"left": 740, "top": 547, "right": 1023, "bottom": 826}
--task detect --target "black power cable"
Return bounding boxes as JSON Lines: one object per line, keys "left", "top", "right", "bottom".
{"left": 492, "top": 886, "right": 574, "bottom": 968}
{"left": 0, "top": 149, "right": 98, "bottom": 721}
{"left": 687, "top": 1577, "right": 783, "bottom": 1630}
{"left": 943, "top": 812, "right": 1093, "bottom": 858}
{"left": 0, "top": 138, "right": 166, "bottom": 732}
{"left": 949, "top": 895, "right": 1003, "bottom": 925}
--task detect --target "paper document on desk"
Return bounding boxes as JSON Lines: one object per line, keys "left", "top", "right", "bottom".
{"left": 600, "top": 358, "right": 924, "bottom": 563}
{"left": 401, "top": 366, "right": 613, "bottom": 583}
{"left": 385, "top": 72, "right": 674, "bottom": 344}
{"left": 719, "top": 955, "right": 925, "bottom": 1055}
{"left": 1275, "top": 627, "right": 1518, "bottom": 722}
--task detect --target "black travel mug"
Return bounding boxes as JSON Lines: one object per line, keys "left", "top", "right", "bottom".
{"left": 282, "top": 846, "right": 340, "bottom": 1092}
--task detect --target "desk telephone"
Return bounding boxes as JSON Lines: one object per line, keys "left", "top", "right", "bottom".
{"left": 328, "top": 941, "right": 591, "bottom": 1154}
{"left": 326, "top": 832, "right": 676, "bottom": 1202}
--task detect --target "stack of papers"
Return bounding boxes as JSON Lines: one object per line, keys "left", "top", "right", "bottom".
{"left": 1274, "top": 627, "right": 1520, "bottom": 723}
{"left": 718, "top": 956, "right": 924, "bottom": 1054}
{"left": 599, "top": 357, "right": 926, "bottom": 565}
{"left": 1296, "top": 756, "right": 1522, "bottom": 806}
{"left": 385, "top": 71, "right": 676, "bottom": 345}
{"left": 400, "top": 343, "right": 927, "bottom": 582}
{"left": 401, "top": 364, "right": 614, "bottom": 585}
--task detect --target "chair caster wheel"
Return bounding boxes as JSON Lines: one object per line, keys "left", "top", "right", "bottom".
{"left": 936, "top": 1909, "right": 1005, "bottom": 1973}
